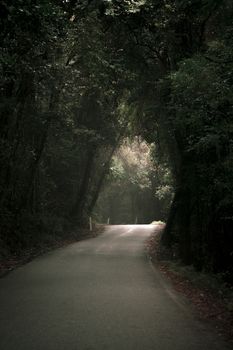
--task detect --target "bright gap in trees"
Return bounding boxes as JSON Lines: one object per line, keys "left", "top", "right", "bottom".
{"left": 95, "top": 137, "right": 174, "bottom": 224}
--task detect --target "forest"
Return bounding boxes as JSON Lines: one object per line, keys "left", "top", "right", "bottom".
{"left": 0, "top": 0, "right": 233, "bottom": 282}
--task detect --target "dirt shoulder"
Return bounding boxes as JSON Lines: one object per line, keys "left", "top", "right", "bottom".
{"left": 146, "top": 224, "right": 233, "bottom": 344}
{"left": 0, "top": 225, "right": 104, "bottom": 278}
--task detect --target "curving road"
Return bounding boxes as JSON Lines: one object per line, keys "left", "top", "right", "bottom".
{"left": 0, "top": 225, "right": 230, "bottom": 350}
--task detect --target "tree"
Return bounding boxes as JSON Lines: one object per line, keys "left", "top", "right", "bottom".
{"left": 96, "top": 137, "right": 173, "bottom": 224}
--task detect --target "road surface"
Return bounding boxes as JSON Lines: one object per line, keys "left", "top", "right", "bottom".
{"left": 0, "top": 225, "right": 230, "bottom": 350}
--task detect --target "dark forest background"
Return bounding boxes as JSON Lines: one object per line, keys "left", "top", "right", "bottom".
{"left": 0, "top": 0, "right": 233, "bottom": 282}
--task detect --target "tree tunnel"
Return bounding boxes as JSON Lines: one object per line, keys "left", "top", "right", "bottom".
{"left": 94, "top": 137, "right": 173, "bottom": 224}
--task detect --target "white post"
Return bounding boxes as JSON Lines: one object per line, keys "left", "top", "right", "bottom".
{"left": 89, "top": 217, "right": 92, "bottom": 231}
{"left": 107, "top": 217, "right": 110, "bottom": 225}
{"left": 135, "top": 216, "right": 138, "bottom": 224}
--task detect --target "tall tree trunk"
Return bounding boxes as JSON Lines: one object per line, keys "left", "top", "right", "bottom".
{"left": 0, "top": 72, "right": 34, "bottom": 208}
{"left": 70, "top": 148, "right": 95, "bottom": 223}
{"left": 18, "top": 85, "right": 61, "bottom": 212}
{"left": 87, "top": 144, "right": 117, "bottom": 215}
{"left": 162, "top": 188, "right": 180, "bottom": 246}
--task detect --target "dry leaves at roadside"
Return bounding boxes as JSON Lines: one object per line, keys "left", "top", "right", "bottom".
{"left": 146, "top": 225, "right": 233, "bottom": 343}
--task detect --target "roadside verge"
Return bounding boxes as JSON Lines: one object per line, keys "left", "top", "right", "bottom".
{"left": 146, "top": 224, "right": 233, "bottom": 344}
{"left": 0, "top": 225, "right": 104, "bottom": 278}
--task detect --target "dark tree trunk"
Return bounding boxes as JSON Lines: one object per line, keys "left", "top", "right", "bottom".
{"left": 18, "top": 85, "right": 61, "bottom": 212}
{"left": 70, "top": 148, "right": 95, "bottom": 223}
{"left": 87, "top": 145, "right": 117, "bottom": 215}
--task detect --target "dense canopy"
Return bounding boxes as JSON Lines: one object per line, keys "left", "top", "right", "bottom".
{"left": 0, "top": 0, "right": 233, "bottom": 281}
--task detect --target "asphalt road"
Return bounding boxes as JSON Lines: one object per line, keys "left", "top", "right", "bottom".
{"left": 0, "top": 225, "right": 230, "bottom": 350}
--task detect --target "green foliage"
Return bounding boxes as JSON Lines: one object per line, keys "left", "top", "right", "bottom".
{"left": 96, "top": 138, "right": 173, "bottom": 223}
{"left": 100, "top": 0, "right": 233, "bottom": 278}
{"left": 0, "top": 0, "right": 233, "bottom": 281}
{"left": 0, "top": 1, "right": 134, "bottom": 249}
{"left": 169, "top": 51, "right": 233, "bottom": 212}
{"left": 158, "top": 8, "right": 233, "bottom": 276}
